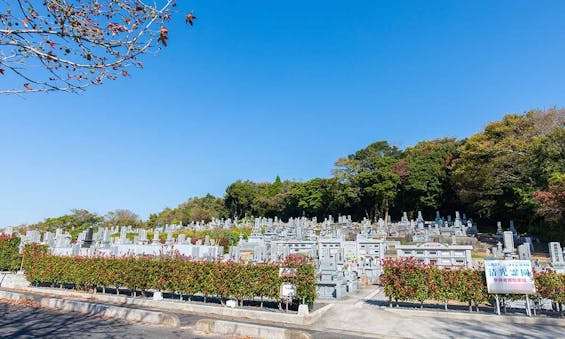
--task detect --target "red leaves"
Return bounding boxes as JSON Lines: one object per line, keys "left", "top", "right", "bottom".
{"left": 0, "top": 69, "right": 4, "bottom": 75}
{"left": 21, "top": 249, "right": 317, "bottom": 305}
{"left": 185, "top": 12, "right": 196, "bottom": 26}
{"left": 157, "top": 27, "right": 169, "bottom": 46}
{"left": 391, "top": 160, "right": 410, "bottom": 178}
{"left": 107, "top": 23, "right": 127, "bottom": 34}
{"left": 24, "top": 83, "right": 32, "bottom": 91}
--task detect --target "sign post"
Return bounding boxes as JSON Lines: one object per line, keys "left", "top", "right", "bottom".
{"left": 280, "top": 282, "right": 296, "bottom": 313}
{"left": 484, "top": 260, "right": 536, "bottom": 316}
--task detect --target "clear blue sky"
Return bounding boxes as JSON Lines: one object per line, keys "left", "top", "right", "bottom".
{"left": 1, "top": 0, "right": 565, "bottom": 227}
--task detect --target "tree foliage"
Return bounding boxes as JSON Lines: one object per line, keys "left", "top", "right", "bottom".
{"left": 0, "top": 1, "right": 194, "bottom": 94}
{"left": 0, "top": 235, "right": 21, "bottom": 271}
{"left": 10, "top": 108, "right": 565, "bottom": 242}
{"left": 533, "top": 173, "right": 565, "bottom": 243}
{"left": 32, "top": 209, "right": 102, "bottom": 239}
{"left": 104, "top": 209, "right": 141, "bottom": 228}
{"left": 147, "top": 194, "right": 227, "bottom": 227}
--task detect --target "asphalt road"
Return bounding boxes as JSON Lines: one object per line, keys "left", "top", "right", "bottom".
{"left": 0, "top": 302, "right": 222, "bottom": 339}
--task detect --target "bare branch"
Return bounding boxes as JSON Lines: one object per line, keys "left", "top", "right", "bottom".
{"left": 0, "top": 0, "right": 193, "bottom": 94}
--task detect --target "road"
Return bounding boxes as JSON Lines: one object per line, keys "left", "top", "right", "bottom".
{"left": 310, "top": 285, "right": 565, "bottom": 338}
{"left": 3, "top": 286, "right": 563, "bottom": 339}
{"left": 0, "top": 302, "right": 221, "bottom": 339}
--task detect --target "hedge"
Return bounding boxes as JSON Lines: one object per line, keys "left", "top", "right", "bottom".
{"left": 21, "top": 244, "right": 316, "bottom": 306}
{"left": 0, "top": 235, "right": 21, "bottom": 271}
{"left": 381, "top": 258, "right": 565, "bottom": 312}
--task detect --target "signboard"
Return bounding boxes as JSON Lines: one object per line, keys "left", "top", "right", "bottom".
{"left": 484, "top": 260, "right": 536, "bottom": 294}
{"left": 280, "top": 283, "right": 296, "bottom": 299}
{"left": 279, "top": 267, "right": 297, "bottom": 277}
{"left": 419, "top": 242, "right": 448, "bottom": 249}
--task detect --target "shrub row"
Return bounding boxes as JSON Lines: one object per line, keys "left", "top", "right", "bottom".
{"left": 22, "top": 244, "right": 316, "bottom": 305}
{"left": 381, "top": 258, "right": 565, "bottom": 311}
{"left": 0, "top": 235, "right": 21, "bottom": 271}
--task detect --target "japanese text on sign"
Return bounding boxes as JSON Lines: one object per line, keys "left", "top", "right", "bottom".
{"left": 484, "top": 260, "right": 536, "bottom": 294}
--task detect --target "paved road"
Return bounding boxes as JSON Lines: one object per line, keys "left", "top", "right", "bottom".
{"left": 0, "top": 302, "right": 222, "bottom": 339}
{"left": 310, "top": 285, "right": 565, "bottom": 338}
{"left": 4, "top": 286, "right": 563, "bottom": 339}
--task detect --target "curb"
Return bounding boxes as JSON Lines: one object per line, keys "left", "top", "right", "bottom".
{"left": 195, "top": 319, "right": 312, "bottom": 339}
{"left": 0, "top": 290, "right": 34, "bottom": 302}
{"left": 13, "top": 286, "right": 329, "bottom": 326}
{"left": 0, "top": 289, "right": 180, "bottom": 327}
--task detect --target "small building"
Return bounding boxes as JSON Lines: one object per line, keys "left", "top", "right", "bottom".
{"left": 270, "top": 240, "right": 318, "bottom": 261}
{"left": 396, "top": 242, "right": 473, "bottom": 269}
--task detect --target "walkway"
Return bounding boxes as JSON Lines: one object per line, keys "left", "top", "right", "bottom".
{"left": 310, "top": 285, "right": 564, "bottom": 338}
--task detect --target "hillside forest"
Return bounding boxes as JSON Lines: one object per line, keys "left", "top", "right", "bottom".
{"left": 10, "top": 108, "right": 565, "bottom": 243}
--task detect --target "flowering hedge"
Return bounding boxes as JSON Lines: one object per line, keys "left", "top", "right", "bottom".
{"left": 381, "top": 258, "right": 565, "bottom": 311}
{"left": 534, "top": 271, "right": 565, "bottom": 304}
{"left": 381, "top": 258, "right": 488, "bottom": 310}
{"left": 0, "top": 235, "right": 21, "bottom": 271}
{"left": 21, "top": 245, "right": 316, "bottom": 306}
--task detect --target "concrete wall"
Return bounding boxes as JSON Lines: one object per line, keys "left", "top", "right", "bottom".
{"left": 0, "top": 272, "right": 30, "bottom": 289}
{"left": 14, "top": 285, "right": 334, "bottom": 326}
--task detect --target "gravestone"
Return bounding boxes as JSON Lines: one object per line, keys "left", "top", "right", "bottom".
{"left": 401, "top": 212, "right": 409, "bottom": 226}
{"left": 81, "top": 227, "right": 94, "bottom": 248}
{"left": 138, "top": 229, "right": 148, "bottom": 244}
{"left": 152, "top": 230, "right": 160, "bottom": 245}
{"left": 509, "top": 220, "right": 517, "bottom": 235}
{"left": 378, "top": 218, "right": 385, "bottom": 229}
{"left": 166, "top": 231, "right": 173, "bottom": 245}
{"left": 503, "top": 231, "right": 515, "bottom": 252}
{"left": 496, "top": 241, "right": 503, "bottom": 257}
{"left": 416, "top": 211, "right": 424, "bottom": 230}
{"left": 454, "top": 211, "right": 462, "bottom": 228}
{"left": 434, "top": 211, "right": 442, "bottom": 227}
{"left": 43, "top": 232, "right": 55, "bottom": 247}
{"left": 496, "top": 221, "right": 503, "bottom": 235}
{"left": 101, "top": 228, "right": 111, "bottom": 248}
{"left": 549, "top": 242, "right": 564, "bottom": 266}
{"left": 517, "top": 243, "right": 531, "bottom": 261}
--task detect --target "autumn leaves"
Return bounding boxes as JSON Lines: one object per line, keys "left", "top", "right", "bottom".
{"left": 158, "top": 12, "right": 196, "bottom": 47}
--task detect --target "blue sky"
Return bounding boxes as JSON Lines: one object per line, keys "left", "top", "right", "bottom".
{"left": 1, "top": 0, "right": 565, "bottom": 227}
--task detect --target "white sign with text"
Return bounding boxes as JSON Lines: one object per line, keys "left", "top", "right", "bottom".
{"left": 484, "top": 260, "right": 536, "bottom": 294}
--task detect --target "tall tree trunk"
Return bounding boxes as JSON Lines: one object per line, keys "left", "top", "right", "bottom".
{"left": 384, "top": 199, "right": 389, "bottom": 226}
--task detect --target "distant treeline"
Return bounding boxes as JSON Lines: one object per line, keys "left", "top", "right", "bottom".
{"left": 13, "top": 108, "right": 565, "bottom": 243}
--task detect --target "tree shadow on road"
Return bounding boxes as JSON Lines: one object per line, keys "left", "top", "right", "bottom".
{"left": 428, "top": 318, "right": 564, "bottom": 339}
{"left": 0, "top": 302, "right": 186, "bottom": 338}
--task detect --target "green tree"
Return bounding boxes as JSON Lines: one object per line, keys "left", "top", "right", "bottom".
{"left": 451, "top": 109, "right": 564, "bottom": 229}
{"left": 399, "top": 138, "right": 460, "bottom": 216}
{"left": 104, "top": 209, "right": 141, "bottom": 228}
{"left": 225, "top": 180, "right": 259, "bottom": 218}
{"left": 334, "top": 141, "right": 402, "bottom": 221}
{"left": 30, "top": 209, "right": 102, "bottom": 240}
